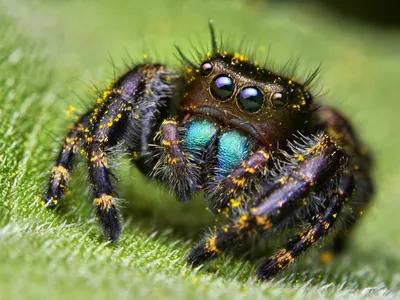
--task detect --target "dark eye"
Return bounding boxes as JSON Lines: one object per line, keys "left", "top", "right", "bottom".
{"left": 305, "top": 92, "right": 312, "bottom": 103}
{"left": 200, "top": 62, "right": 213, "bottom": 76}
{"left": 270, "top": 92, "right": 286, "bottom": 108}
{"left": 237, "top": 87, "right": 263, "bottom": 113}
{"left": 210, "top": 74, "right": 235, "bottom": 101}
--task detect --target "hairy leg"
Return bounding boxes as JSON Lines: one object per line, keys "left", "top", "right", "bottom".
{"left": 204, "top": 149, "right": 271, "bottom": 212}
{"left": 188, "top": 134, "right": 345, "bottom": 265}
{"left": 151, "top": 119, "right": 201, "bottom": 202}
{"left": 43, "top": 110, "right": 93, "bottom": 206}
{"left": 315, "top": 106, "right": 373, "bottom": 253}
{"left": 257, "top": 172, "right": 353, "bottom": 280}
{"left": 45, "top": 64, "right": 175, "bottom": 240}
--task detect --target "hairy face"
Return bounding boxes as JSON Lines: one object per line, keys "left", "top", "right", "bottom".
{"left": 182, "top": 52, "right": 315, "bottom": 147}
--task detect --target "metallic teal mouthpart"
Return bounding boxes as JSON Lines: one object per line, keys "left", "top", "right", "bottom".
{"left": 217, "top": 131, "right": 250, "bottom": 177}
{"left": 184, "top": 120, "right": 217, "bottom": 151}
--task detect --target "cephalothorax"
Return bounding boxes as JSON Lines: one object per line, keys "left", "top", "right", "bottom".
{"left": 44, "top": 23, "right": 373, "bottom": 280}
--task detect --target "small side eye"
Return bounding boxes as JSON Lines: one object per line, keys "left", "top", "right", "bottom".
{"left": 270, "top": 92, "right": 286, "bottom": 108}
{"left": 237, "top": 87, "right": 263, "bottom": 113}
{"left": 305, "top": 92, "right": 312, "bottom": 103}
{"left": 210, "top": 74, "right": 235, "bottom": 101}
{"left": 200, "top": 62, "right": 213, "bottom": 76}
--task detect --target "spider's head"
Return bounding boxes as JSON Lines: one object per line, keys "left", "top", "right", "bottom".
{"left": 178, "top": 22, "right": 316, "bottom": 147}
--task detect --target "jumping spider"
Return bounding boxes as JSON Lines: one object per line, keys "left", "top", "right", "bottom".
{"left": 44, "top": 22, "right": 373, "bottom": 280}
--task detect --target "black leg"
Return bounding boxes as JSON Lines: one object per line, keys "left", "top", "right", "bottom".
{"left": 256, "top": 172, "right": 353, "bottom": 280}
{"left": 204, "top": 149, "right": 271, "bottom": 212}
{"left": 151, "top": 119, "right": 201, "bottom": 202}
{"left": 188, "top": 134, "right": 345, "bottom": 266}
{"left": 43, "top": 110, "right": 93, "bottom": 207}
{"left": 43, "top": 64, "right": 175, "bottom": 241}
{"left": 315, "top": 106, "right": 374, "bottom": 253}
{"left": 85, "top": 64, "right": 175, "bottom": 240}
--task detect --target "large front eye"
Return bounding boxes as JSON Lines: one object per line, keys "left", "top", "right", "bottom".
{"left": 237, "top": 87, "right": 263, "bottom": 113}
{"left": 210, "top": 74, "right": 235, "bottom": 101}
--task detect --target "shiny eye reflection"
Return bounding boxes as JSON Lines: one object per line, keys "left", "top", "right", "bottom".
{"left": 210, "top": 74, "right": 235, "bottom": 101}
{"left": 200, "top": 62, "right": 213, "bottom": 76}
{"left": 271, "top": 92, "right": 286, "bottom": 108}
{"left": 305, "top": 92, "right": 312, "bottom": 103}
{"left": 237, "top": 87, "right": 263, "bottom": 113}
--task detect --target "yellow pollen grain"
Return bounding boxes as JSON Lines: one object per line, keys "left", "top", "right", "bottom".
{"left": 294, "top": 153, "right": 304, "bottom": 161}
{"left": 258, "top": 150, "right": 270, "bottom": 160}
{"left": 229, "top": 176, "right": 246, "bottom": 187}
{"left": 229, "top": 198, "right": 241, "bottom": 208}
{"left": 64, "top": 105, "right": 76, "bottom": 119}
{"left": 320, "top": 251, "right": 334, "bottom": 265}
{"left": 274, "top": 248, "right": 294, "bottom": 265}
{"left": 102, "top": 90, "right": 112, "bottom": 99}
{"left": 245, "top": 167, "right": 255, "bottom": 174}
{"left": 322, "top": 221, "right": 330, "bottom": 230}
{"left": 255, "top": 216, "right": 272, "bottom": 230}
{"left": 52, "top": 165, "right": 70, "bottom": 179}
{"left": 168, "top": 157, "right": 178, "bottom": 164}
{"left": 233, "top": 215, "right": 249, "bottom": 231}
{"left": 205, "top": 236, "right": 220, "bottom": 253}
{"left": 162, "top": 139, "right": 179, "bottom": 147}
{"left": 95, "top": 194, "right": 113, "bottom": 210}
{"left": 279, "top": 176, "right": 288, "bottom": 184}
{"left": 162, "top": 120, "right": 177, "bottom": 125}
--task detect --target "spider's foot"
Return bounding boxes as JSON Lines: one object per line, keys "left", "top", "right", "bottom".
{"left": 94, "top": 195, "right": 122, "bottom": 241}
{"left": 256, "top": 249, "right": 293, "bottom": 281}
{"left": 187, "top": 235, "right": 220, "bottom": 266}
{"left": 42, "top": 196, "right": 59, "bottom": 208}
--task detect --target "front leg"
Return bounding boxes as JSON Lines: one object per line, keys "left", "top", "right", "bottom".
{"left": 151, "top": 119, "right": 202, "bottom": 202}
{"left": 188, "top": 134, "right": 345, "bottom": 267}
{"left": 205, "top": 149, "right": 271, "bottom": 212}
{"left": 257, "top": 172, "right": 353, "bottom": 280}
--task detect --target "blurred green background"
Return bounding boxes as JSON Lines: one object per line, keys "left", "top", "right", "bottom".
{"left": 1, "top": 0, "right": 400, "bottom": 299}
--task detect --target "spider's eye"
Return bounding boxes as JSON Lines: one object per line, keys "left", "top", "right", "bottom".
{"left": 305, "top": 92, "right": 312, "bottom": 103}
{"left": 270, "top": 92, "right": 287, "bottom": 108}
{"left": 200, "top": 62, "right": 213, "bottom": 76}
{"left": 237, "top": 87, "right": 263, "bottom": 113}
{"left": 210, "top": 74, "right": 235, "bottom": 101}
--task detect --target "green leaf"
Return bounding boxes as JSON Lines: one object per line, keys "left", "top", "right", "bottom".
{"left": 1, "top": 1, "right": 400, "bottom": 299}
